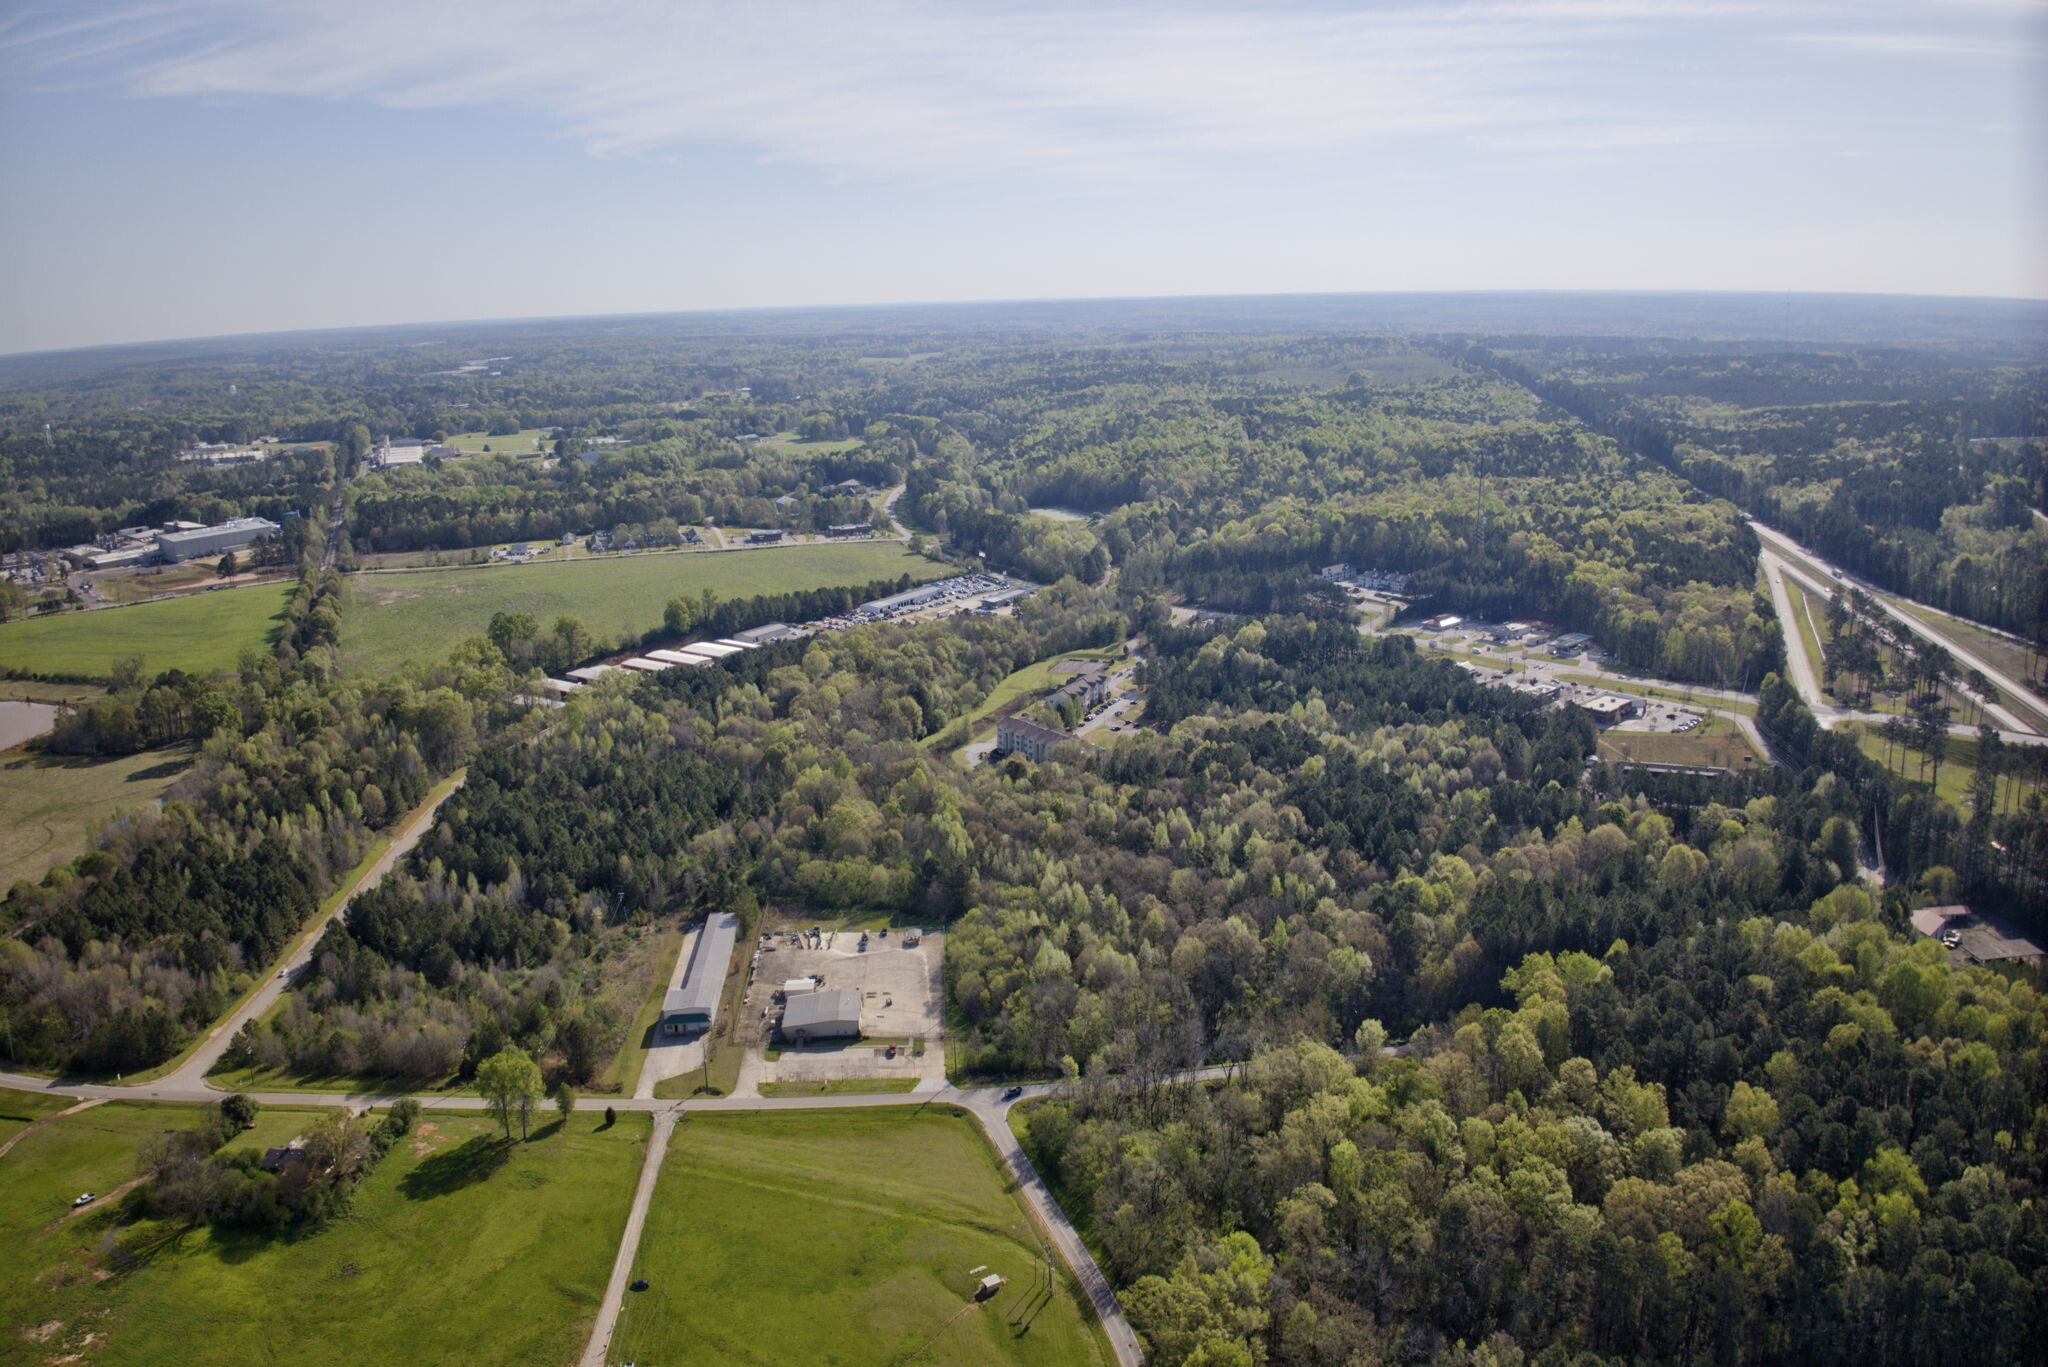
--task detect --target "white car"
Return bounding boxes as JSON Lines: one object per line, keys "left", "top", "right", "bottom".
{"left": 72, "top": 1192, "right": 96, "bottom": 1208}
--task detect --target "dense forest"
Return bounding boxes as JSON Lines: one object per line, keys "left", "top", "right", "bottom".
{"left": 2, "top": 303, "right": 2043, "bottom": 1362}
{"left": 1465, "top": 342, "right": 2048, "bottom": 658}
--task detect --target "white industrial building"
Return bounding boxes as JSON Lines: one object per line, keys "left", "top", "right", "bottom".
{"left": 156, "top": 516, "right": 282, "bottom": 563}
{"left": 781, "top": 988, "right": 863, "bottom": 1042}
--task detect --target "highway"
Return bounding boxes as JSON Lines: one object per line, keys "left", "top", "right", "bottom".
{"left": 1751, "top": 520, "right": 2046, "bottom": 738}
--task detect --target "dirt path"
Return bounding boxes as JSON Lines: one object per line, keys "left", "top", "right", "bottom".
{"left": 0, "top": 1097, "right": 104, "bottom": 1162}
{"left": 578, "top": 1107, "right": 679, "bottom": 1367}
{"left": 149, "top": 774, "right": 465, "bottom": 1092}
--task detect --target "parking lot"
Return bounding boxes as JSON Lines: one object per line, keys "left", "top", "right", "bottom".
{"left": 734, "top": 923, "right": 947, "bottom": 1095}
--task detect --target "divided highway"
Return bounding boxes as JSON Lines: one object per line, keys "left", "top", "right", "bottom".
{"left": 1752, "top": 520, "right": 2046, "bottom": 741}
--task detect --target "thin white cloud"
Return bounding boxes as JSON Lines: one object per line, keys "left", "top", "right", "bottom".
{"left": 0, "top": 0, "right": 2027, "bottom": 184}
{"left": 1, "top": 0, "right": 1758, "bottom": 181}
{"left": 1786, "top": 31, "right": 2040, "bottom": 58}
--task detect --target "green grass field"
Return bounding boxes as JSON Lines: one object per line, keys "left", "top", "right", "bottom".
{"left": 445, "top": 428, "right": 550, "bottom": 457}
{"left": 755, "top": 1079, "right": 921, "bottom": 1097}
{"left": 0, "top": 1096, "right": 649, "bottom": 1367}
{"left": 343, "top": 543, "right": 939, "bottom": 674}
{"left": 611, "top": 1107, "right": 1109, "bottom": 1367}
{"left": 0, "top": 746, "right": 191, "bottom": 889}
{"left": 0, "top": 583, "right": 292, "bottom": 680}
{"left": 1598, "top": 724, "right": 1763, "bottom": 771}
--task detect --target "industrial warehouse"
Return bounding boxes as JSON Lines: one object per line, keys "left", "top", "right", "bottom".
{"left": 661, "top": 912, "right": 740, "bottom": 1035}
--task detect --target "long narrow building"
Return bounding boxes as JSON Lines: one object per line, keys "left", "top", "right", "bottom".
{"left": 661, "top": 911, "right": 740, "bottom": 1034}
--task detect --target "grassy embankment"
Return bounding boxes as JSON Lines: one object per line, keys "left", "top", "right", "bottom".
{"left": 0, "top": 1093, "right": 647, "bottom": 1367}
{"left": 342, "top": 540, "right": 941, "bottom": 674}
{"left": 1884, "top": 597, "right": 2048, "bottom": 734}
{"left": 755, "top": 1078, "right": 922, "bottom": 1097}
{"left": 598, "top": 926, "right": 684, "bottom": 1096}
{"left": 611, "top": 1107, "right": 1110, "bottom": 1367}
{"left": 0, "top": 746, "right": 192, "bottom": 890}
{"left": 1597, "top": 715, "right": 1764, "bottom": 771}
{"left": 0, "top": 582, "right": 293, "bottom": 679}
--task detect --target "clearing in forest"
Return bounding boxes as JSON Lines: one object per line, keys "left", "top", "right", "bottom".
{"left": 0, "top": 746, "right": 191, "bottom": 888}
{"left": 0, "top": 583, "right": 293, "bottom": 680}
{"left": 341, "top": 541, "right": 941, "bottom": 673}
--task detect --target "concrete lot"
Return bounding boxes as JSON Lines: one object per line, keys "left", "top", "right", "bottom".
{"left": 733, "top": 927, "right": 947, "bottom": 1096}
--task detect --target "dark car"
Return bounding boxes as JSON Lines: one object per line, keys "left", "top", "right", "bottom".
{"left": 1002, "top": 1086, "right": 1024, "bottom": 1101}
{"left": 630, "top": 1279, "right": 650, "bottom": 1292}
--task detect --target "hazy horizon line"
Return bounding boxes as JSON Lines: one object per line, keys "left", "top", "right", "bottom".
{"left": 7, "top": 284, "right": 2046, "bottom": 363}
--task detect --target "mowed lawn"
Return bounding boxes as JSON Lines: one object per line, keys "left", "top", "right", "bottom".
{"left": 342, "top": 542, "right": 939, "bottom": 674}
{"left": 0, "top": 1095, "right": 649, "bottom": 1367}
{"left": 612, "top": 1107, "right": 1109, "bottom": 1367}
{"left": 0, "top": 746, "right": 192, "bottom": 888}
{"left": 0, "top": 583, "right": 293, "bottom": 679}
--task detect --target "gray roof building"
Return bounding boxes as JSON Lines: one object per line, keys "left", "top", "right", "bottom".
{"left": 662, "top": 911, "right": 740, "bottom": 1033}
{"left": 155, "top": 516, "right": 281, "bottom": 563}
{"left": 781, "top": 988, "right": 863, "bottom": 1041}
{"left": 996, "top": 716, "right": 1071, "bottom": 763}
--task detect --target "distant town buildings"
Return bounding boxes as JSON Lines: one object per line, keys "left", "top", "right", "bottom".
{"left": 1319, "top": 564, "right": 1411, "bottom": 593}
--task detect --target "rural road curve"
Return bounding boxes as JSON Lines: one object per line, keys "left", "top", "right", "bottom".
{"left": 153, "top": 775, "right": 466, "bottom": 1091}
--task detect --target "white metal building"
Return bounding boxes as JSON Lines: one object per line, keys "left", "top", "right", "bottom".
{"left": 780, "top": 988, "right": 862, "bottom": 1042}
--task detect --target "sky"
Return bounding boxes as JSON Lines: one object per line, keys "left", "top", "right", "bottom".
{"left": 0, "top": 0, "right": 2042, "bottom": 354}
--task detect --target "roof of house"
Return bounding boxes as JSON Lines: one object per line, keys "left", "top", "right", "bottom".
{"left": 783, "top": 988, "right": 863, "bottom": 1032}
{"left": 1909, "top": 905, "right": 1970, "bottom": 937}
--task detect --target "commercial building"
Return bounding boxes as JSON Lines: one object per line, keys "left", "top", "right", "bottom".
{"left": 736, "top": 622, "right": 799, "bottom": 644}
{"left": 683, "top": 641, "right": 743, "bottom": 660}
{"left": 618, "top": 657, "right": 674, "bottom": 673}
{"left": 566, "top": 664, "right": 621, "bottom": 683}
{"left": 647, "top": 649, "right": 714, "bottom": 667}
{"left": 996, "top": 716, "right": 1071, "bottom": 763}
{"left": 977, "top": 587, "right": 1031, "bottom": 611}
{"left": 743, "top": 530, "right": 784, "bottom": 544}
{"left": 156, "top": 516, "right": 282, "bottom": 563}
{"left": 1574, "top": 694, "right": 1639, "bottom": 726}
{"left": 662, "top": 911, "right": 741, "bottom": 1034}
{"left": 825, "top": 523, "right": 873, "bottom": 538}
{"left": 713, "top": 637, "right": 761, "bottom": 650}
{"left": 1551, "top": 632, "right": 1595, "bottom": 654}
{"left": 861, "top": 583, "right": 946, "bottom": 615}
{"left": 781, "top": 987, "right": 863, "bottom": 1042}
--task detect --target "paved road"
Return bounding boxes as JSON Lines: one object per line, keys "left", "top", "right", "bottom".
{"left": 1760, "top": 548, "right": 2045, "bottom": 747}
{"left": 880, "top": 482, "right": 910, "bottom": 538}
{"left": 1752, "top": 520, "right": 2046, "bottom": 737}
{"left": 152, "top": 775, "right": 465, "bottom": 1091}
{"left": 1761, "top": 548, "right": 1829, "bottom": 715}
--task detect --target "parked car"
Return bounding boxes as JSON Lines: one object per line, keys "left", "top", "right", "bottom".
{"left": 1002, "top": 1086, "right": 1024, "bottom": 1101}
